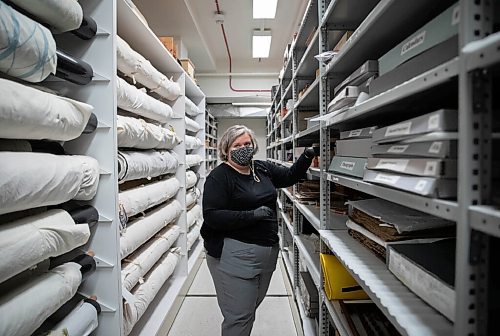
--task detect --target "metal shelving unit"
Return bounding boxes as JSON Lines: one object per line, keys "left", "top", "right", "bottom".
{"left": 205, "top": 112, "right": 218, "bottom": 173}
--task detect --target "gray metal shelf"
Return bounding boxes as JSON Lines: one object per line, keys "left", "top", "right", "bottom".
{"left": 295, "top": 28, "right": 320, "bottom": 79}
{"left": 295, "top": 77, "right": 320, "bottom": 109}
{"left": 321, "top": 0, "right": 379, "bottom": 31}
{"left": 295, "top": 235, "right": 321, "bottom": 288}
{"left": 325, "top": 172, "right": 458, "bottom": 221}
{"left": 296, "top": 124, "right": 320, "bottom": 140}
{"left": 283, "top": 81, "right": 294, "bottom": 101}
{"left": 307, "top": 167, "right": 321, "bottom": 179}
{"left": 282, "top": 187, "right": 294, "bottom": 201}
{"left": 295, "top": 288, "right": 318, "bottom": 336}
{"left": 463, "top": 31, "right": 500, "bottom": 71}
{"left": 470, "top": 205, "right": 500, "bottom": 238}
{"left": 294, "top": 0, "right": 319, "bottom": 53}
{"left": 295, "top": 201, "right": 321, "bottom": 231}
{"left": 281, "top": 210, "right": 294, "bottom": 236}
{"left": 322, "top": 295, "right": 354, "bottom": 336}
{"left": 320, "top": 230, "right": 453, "bottom": 336}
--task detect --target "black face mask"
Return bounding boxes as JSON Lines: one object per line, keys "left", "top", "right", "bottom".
{"left": 230, "top": 146, "right": 254, "bottom": 166}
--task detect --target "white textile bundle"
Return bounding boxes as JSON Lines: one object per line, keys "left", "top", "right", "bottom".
{"left": 123, "top": 249, "right": 181, "bottom": 335}
{"left": 117, "top": 77, "right": 173, "bottom": 123}
{"left": 47, "top": 299, "right": 99, "bottom": 336}
{"left": 185, "top": 116, "right": 202, "bottom": 132}
{"left": 185, "top": 135, "right": 203, "bottom": 150}
{"left": 0, "top": 79, "right": 93, "bottom": 141}
{"left": 118, "top": 150, "right": 178, "bottom": 183}
{"left": 187, "top": 224, "right": 201, "bottom": 251}
{"left": 117, "top": 37, "right": 181, "bottom": 101}
{"left": 186, "top": 188, "right": 200, "bottom": 208}
{"left": 121, "top": 224, "right": 181, "bottom": 291}
{"left": 185, "top": 97, "right": 202, "bottom": 116}
{"left": 186, "top": 154, "right": 203, "bottom": 168}
{"left": 0, "top": 152, "right": 100, "bottom": 215}
{"left": 120, "top": 200, "right": 182, "bottom": 259}
{"left": 117, "top": 115, "right": 180, "bottom": 149}
{"left": 8, "top": 0, "right": 83, "bottom": 32}
{"left": 0, "top": 2, "right": 57, "bottom": 82}
{"left": 186, "top": 170, "right": 198, "bottom": 189}
{"left": 119, "top": 177, "right": 180, "bottom": 222}
{"left": 0, "top": 209, "right": 90, "bottom": 284}
{"left": 187, "top": 204, "right": 202, "bottom": 230}
{"left": 0, "top": 262, "right": 82, "bottom": 336}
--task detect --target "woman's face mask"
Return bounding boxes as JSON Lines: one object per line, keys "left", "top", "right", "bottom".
{"left": 230, "top": 146, "right": 254, "bottom": 166}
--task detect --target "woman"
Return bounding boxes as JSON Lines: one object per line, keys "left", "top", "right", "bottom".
{"left": 201, "top": 124, "right": 315, "bottom": 336}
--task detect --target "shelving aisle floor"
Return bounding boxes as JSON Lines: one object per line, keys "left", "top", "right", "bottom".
{"left": 167, "top": 252, "right": 303, "bottom": 336}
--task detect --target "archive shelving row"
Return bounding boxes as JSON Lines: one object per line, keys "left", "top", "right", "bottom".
{"left": 268, "top": 0, "right": 499, "bottom": 335}
{"left": 205, "top": 111, "right": 218, "bottom": 173}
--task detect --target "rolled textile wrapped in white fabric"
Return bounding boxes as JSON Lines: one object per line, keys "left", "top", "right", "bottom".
{"left": 186, "top": 188, "right": 200, "bottom": 208}
{"left": 0, "top": 262, "right": 82, "bottom": 336}
{"left": 118, "top": 177, "right": 180, "bottom": 224}
{"left": 116, "top": 37, "right": 181, "bottom": 101}
{"left": 185, "top": 116, "right": 202, "bottom": 132}
{"left": 117, "top": 115, "right": 180, "bottom": 150}
{"left": 187, "top": 204, "right": 202, "bottom": 230}
{"left": 47, "top": 298, "right": 99, "bottom": 336}
{"left": 186, "top": 170, "right": 198, "bottom": 189}
{"left": 185, "top": 97, "right": 201, "bottom": 116}
{"left": 8, "top": 0, "right": 83, "bottom": 33}
{"left": 0, "top": 152, "right": 100, "bottom": 215}
{"left": 120, "top": 200, "right": 182, "bottom": 259}
{"left": 186, "top": 154, "right": 203, "bottom": 168}
{"left": 122, "top": 224, "right": 180, "bottom": 291}
{"left": 0, "top": 2, "right": 57, "bottom": 82}
{"left": 185, "top": 135, "right": 203, "bottom": 150}
{"left": 0, "top": 79, "right": 93, "bottom": 141}
{"left": 117, "top": 150, "right": 178, "bottom": 183}
{"left": 116, "top": 77, "right": 173, "bottom": 123}
{"left": 187, "top": 224, "right": 201, "bottom": 251}
{"left": 0, "top": 209, "right": 90, "bottom": 284}
{"left": 123, "top": 248, "right": 181, "bottom": 335}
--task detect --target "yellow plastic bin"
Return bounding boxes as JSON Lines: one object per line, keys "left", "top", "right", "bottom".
{"left": 320, "top": 253, "right": 369, "bottom": 300}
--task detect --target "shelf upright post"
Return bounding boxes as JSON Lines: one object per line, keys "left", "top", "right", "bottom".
{"left": 456, "top": 1, "right": 494, "bottom": 335}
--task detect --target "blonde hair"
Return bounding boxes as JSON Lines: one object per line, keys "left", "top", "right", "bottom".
{"left": 218, "top": 125, "right": 259, "bottom": 161}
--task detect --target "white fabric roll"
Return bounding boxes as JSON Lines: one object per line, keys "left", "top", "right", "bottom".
{"left": 187, "top": 204, "right": 202, "bottom": 230}
{"left": 0, "top": 152, "right": 100, "bottom": 215}
{"left": 187, "top": 224, "right": 201, "bottom": 251}
{"left": 119, "top": 177, "right": 180, "bottom": 222}
{"left": 185, "top": 135, "right": 203, "bottom": 150}
{"left": 122, "top": 225, "right": 180, "bottom": 291}
{"left": 116, "top": 77, "right": 173, "bottom": 123}
{"left": 8, "top": 0, "right": 83, "bottom": 33}
{"left": 185, "top": 116, "right": 202, "bottom": 132}
{"left": 0, "top": 262, "right": 82, "bottom": 336}
{"left": 185, "top": 98, "right": 201, "bottom": 116}
{"left": 117, "top": 115, "right": 180, "bottom": 149}
{"left": 0, "top": 2, "right": 57, "bottom": 82}
{"left": 0, "top": 79, "right": 93, "bottom": 141}
{"left": 186, "top": 154, "right": 203, "bottom": 168}
{"left": 117, "top": 37, "right": 181, "bottom": 101}
{"left": 117, "top": 150, "right": 178, "bottom": 183}
{"left": 0, "top": 209, "right": 90, "bottom": 284}
{"left": 120, "top": 200, "right": 182, "bottom": 259}
{"left": 48, "top": 299, "right": 99, "bottom": 336}
{"left": 123, "top": 249, "right": 181, "bottom": 335}
{"left": 186, "top": 170, "right": 198, "bottom": 189}
{"left": 186, "top": 188, "right": 200, "bottom": 208}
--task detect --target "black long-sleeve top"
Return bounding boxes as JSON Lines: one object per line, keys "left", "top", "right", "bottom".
{"left": 201, "top": 153, "right": 313, "bottom": 258}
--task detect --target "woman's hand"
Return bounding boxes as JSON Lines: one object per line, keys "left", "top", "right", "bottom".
{"left": 253, "top": 206, "right": 275, "bottom": 220}
{"left": 304, "top": 147, "right": 316, "bottom": 159}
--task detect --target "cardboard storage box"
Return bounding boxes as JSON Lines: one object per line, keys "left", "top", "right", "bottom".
{"left": 372, "top": 109, "right": 458, "bottom": 144}
{"left": 159, "top": 36, "right": 177, "bottom": 58}
{"left": 329, "top": 156, "right": 367, "bottom": 178}
{"left": 333, "top": 31, "right": 354, "bottom": 52}
{"left": 297, "top": 111, "right": 320, "bottom": 131}
{"left": 378, "top": 3, "right": 460, "bottom": 75}
{"left": 336, "top": 138, "right": 372, "bottom": 158}
{"left": 340, "top": 126, "right": 377, "bottom": 140}
{"left": 335, "top": 60, "right": 379, "bottom": 96}
{"left": 180, "top": 58, "right": 195, "bottom": 79}
{"left": 371, "top": 140, "right": 458, "bottom": 158}
{"left": 363, "top": 169, "right": 457, "bottom": 198}
{"left": 367, "top": 158, "right": 457, "bottom": 178}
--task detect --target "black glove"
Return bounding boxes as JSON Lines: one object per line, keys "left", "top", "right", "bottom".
{"left": 304, "top": 147, "right": 316, "bottom": 159}
{"left": 253, "top": 205, "right": 275, "bottom": 220}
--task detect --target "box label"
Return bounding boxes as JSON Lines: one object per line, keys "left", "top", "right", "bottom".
{"left": 388, "top": 145, "right": 409, "bottom": 154}
{"left": 340, "top": 161, "right": 356, "bottom": 171}
{"left": 428, "top": 114, "right": 440, "bottom": 130}
{"left": 424, "top": 161, "right": 438, "bottom": 175}
{"left": 401, "top": 31, "right": 426, "bottom": 56}
{"left": 385, "top": 122, "right": 412, "bottom": 137}
{"left": 429, "top": 141, "right": 443, "bottom": 154}
{"left": 374, "top": 173, "right": 400, "bottom": 185}
{"left": 414, "top": 180, "right": 428, "bottom": 192}
{"left": 349, "top": 129, "right": 362, "bottom": 137}
{"left": 376, "top": 159, "right": 409, "bottom": 172}
{"left": 452, "top": 6, "right": 460, "bottom": 25}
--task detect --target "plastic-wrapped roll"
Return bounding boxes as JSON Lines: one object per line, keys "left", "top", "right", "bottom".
{"left": 0, "top": 262, "right": 82, "bottom": 336}
{"left": 117, "top": 150, "right": 178, "bottom": 183}
{"left": 187, "top": 224, "right": 201, "bottom": 251}
{"left": 0, "top": 1, "right": 57, "bottom": 82}
{"left": 122, "top": 225, "right": 180, "bottom": 291}
{"left": 117, "top": 37, "right": 181, "bottom": 101}
{"left": 185, "top": 116, "right": 202, "bottom": 132}
{"left": 186, "top": 170, "right": 198, "bottom": 189}
{"left": 47, "top": 298, "right": 100, "bottom": 336}
{"left": 186, "top": 188, "right": 200, "bottom": 208}
{"left": 0, "top": 152, "right": 100, "bottom": 215}
{"left": 120, "top": 200, "right": 182, "bottom": 259}
{"left": 8, "top": 0, "right": 83, "bottom": 33}
{"left": 0, "top": 79, "right": 93, "bottom": 141}
{"left": 117, "top": 115, "right": 180, "bottom": 150}
{"left": 123, "top": 249, "right": 181, "bottom": 335}
{"left": 185, "top": 98, "right": 201, "bottom": 117}
{"left": 187, "top": 204, "right": 202, "bottom": 230}
{"left": 117, "top": 77, "right": 173, "bottom": 123}
{"left": 185, "top": 135, "right": 203, "bottom": 150}
{"left": 186, "top": 154, "right": 203, "bottom": 168}
{"left": 119, "top": 177, "right": 180, "bottom": 225}
{"left": 0, "top": 209, "right": 90, "bottom": 284}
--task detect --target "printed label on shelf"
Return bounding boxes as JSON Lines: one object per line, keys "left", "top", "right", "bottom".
{"left": 424, "top": 161, "right": 438, "bottom": 175}
{"left": 388, "top": 145, "right": 409, "bottom": 153}
{"left": 452, "top": 6, "right": 460, "bottom": 25}
{"left": 428, "top": 114, "right": 440, "bottom": 130}
{"left": 401, "top": 31, "right": 426, "bottom": 56}
{"left": 369, "top": 126, "right": 377, "bottom": 134}
{"left": 374, "top": 173, "right": 400, "bottom": 185}
{"left": 414, "top": 179, "right": 428, "bottom": 192}
{"left": 429, "top": 141, "right": 443, "bottom": 154}
{"left": 385, "top": 122, "right": 412, "bottom": 137}
{"left": 340, "top": 161, "right": 356, "bottom": 171}
{"left": 349, "top": 129, "right": 363, "bottom": 137}
{"left": 375, "top": 159, "right": 409, "bottom": 171}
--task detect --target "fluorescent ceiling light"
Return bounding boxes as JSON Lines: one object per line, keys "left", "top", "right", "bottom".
{"left": 253, "top": 0, "right": 278, "bottom": 19}
{"left": 252, "top": 31, "right": 272, "bottom": 58}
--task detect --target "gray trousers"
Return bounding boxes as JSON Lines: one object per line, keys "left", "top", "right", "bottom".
{"left": 206, "top": 238, "right": 280, "bottom": 336}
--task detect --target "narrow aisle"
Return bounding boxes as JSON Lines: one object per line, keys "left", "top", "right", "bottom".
{"left": 167, "top": 252, "right": 302, "bottom": 336}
